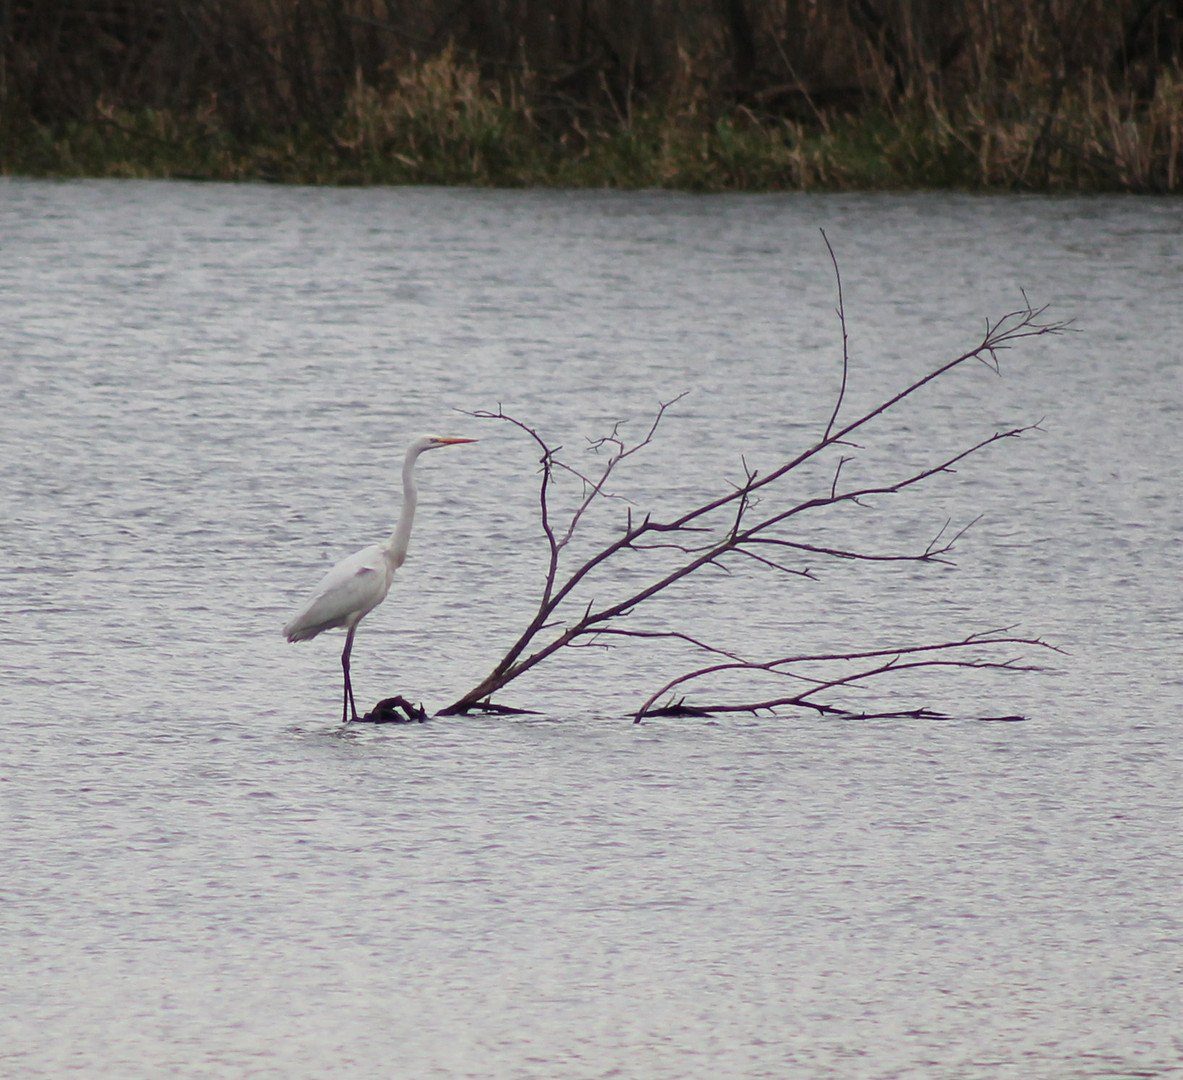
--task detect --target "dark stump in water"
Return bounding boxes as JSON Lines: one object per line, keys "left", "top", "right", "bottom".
{"left": 354, "top": 696, "right": 428, "bottom": 724}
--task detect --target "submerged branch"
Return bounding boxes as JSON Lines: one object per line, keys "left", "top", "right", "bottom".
{"left": 633, "top": 634, "right": 1060, "bottom": 721}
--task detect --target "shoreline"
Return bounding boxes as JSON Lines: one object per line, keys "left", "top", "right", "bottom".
{"left": 4, "top": 102, "right": 1177, "bottom": 194}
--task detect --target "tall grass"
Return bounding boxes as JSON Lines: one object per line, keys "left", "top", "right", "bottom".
{"left": 2, "top": 0, "right": 1181, "bottom": 191}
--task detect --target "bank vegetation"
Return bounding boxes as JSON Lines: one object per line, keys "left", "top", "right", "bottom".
{"left": 3, "top": 0, "right": 1182, "bottom": 190}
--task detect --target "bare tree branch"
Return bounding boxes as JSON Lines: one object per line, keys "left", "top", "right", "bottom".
{"left": 633, "top": 633, "right": 1062, "bottom": 721}
{"left": 552, "top": 391, "right": 688, "bottom": 549}
{"left": 580, "top": 627, "right": 749, "bottom": 662}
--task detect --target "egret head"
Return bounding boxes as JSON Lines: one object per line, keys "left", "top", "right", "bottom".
{"left": 408, "top": 434, "right": 478, "bottom": 457}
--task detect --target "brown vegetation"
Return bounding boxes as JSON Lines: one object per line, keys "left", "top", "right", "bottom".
{"left": 3, "top": 0, "right": 1182, "bottom": 189}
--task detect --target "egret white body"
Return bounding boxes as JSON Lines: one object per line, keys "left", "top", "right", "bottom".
{"left": 283, "top": 434, "right": 476, "bottom": 722}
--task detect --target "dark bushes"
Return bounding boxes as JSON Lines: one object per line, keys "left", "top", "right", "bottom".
{"left": 3, "top": 0, "right": 1182, "bottom": 189}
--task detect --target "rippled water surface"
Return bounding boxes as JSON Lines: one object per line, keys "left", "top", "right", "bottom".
{"left": 2, "top": 181, "right": 1182, "bottom": 1078}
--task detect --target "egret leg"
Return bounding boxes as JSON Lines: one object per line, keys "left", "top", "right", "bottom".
{"left": 341, "top": 624, "right": 360, "bottom": 723}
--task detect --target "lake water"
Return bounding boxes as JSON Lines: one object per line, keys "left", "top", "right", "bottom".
{"left": 1, "top": 180, "right": 1181, "bottom": 1078}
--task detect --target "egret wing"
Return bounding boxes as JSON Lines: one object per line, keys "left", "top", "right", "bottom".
{"left": 283, "top": 544, "right": 392, "bottom": 641}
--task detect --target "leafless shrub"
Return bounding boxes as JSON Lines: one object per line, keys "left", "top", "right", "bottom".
{"left": 437, "top": 235, "right": 1067, "bottom": 721}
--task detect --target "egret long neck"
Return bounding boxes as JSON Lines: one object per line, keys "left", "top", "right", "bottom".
{"left": 384, "top": 448, "right": 420, "bottom": 568}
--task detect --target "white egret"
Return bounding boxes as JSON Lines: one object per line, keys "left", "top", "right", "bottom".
{"left": 283, "top": 434, "right": 477, "bottom": 723}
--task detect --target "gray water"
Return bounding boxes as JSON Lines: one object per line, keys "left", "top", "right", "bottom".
{"left": 2, "top": 180, "right": 1181, "bottom": 1079}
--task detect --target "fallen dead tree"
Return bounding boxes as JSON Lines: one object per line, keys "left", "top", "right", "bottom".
{"left": 427, "top": 238, "right": 1067, "bottom": 722}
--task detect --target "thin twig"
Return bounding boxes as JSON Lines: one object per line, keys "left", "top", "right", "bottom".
{"left": 821, "top": 228, "right": 850, "bottom": 442}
